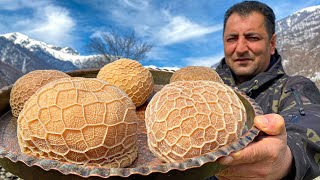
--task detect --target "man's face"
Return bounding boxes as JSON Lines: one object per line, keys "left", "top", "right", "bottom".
{"left": 223, "top": 12, "right": 276, "bottom": 82}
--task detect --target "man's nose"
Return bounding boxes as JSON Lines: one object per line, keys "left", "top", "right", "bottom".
{"left": 235, "top": 37, "right": 248, "bottom": 54}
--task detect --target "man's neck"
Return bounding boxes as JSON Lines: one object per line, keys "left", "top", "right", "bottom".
{"left": 231, "top": 71, "right": 253, "bottom": 86}
{"left": 235, "top": 77, "right": 249, "bottom": 85}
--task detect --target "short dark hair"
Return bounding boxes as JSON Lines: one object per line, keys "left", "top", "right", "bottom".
{"left": 223, "top": 1, "right": 275, "bottom": 39}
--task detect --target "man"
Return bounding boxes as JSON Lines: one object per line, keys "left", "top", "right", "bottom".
{"left": 214, "top": 1, "right": 320, "bottom": 179}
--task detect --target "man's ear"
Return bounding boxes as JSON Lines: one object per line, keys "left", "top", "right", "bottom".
{"left": 270, "top": 34, "right": 276, "bottom": 55}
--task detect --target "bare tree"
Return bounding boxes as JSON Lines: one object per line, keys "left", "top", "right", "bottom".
{"left": 88, "top": 28, "right": 153, "bottom": 66}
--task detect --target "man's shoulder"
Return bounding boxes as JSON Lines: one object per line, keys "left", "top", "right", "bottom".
{"left": 286, "top": 75, "right": 314, "bottom": 85}
{"left": 285, "top": 75, "right": 320, "bottom": 104}
{"left": 285, "top": 75, "right": 318, "bottom": 90}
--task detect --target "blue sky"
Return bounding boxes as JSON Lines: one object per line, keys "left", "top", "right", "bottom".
{"left": 0, "top": 0, "right": 320, "bottom": 69}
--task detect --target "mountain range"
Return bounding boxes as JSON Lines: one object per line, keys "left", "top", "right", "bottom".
{"left": 0, "top": 5, "right": 319, "bottom": 89}
{"left": 276, "top": 5, "right": 320, "bottom": 88}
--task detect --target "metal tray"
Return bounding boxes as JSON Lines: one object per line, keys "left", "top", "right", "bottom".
{"left": 0, "top": 68, "right": 263, "bottom": 180}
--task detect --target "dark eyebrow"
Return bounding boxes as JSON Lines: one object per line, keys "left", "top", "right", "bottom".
{"left": 244, "top": 32, "right": 261, "bottom": 36}
{"left": 224, "top": 33, "right": 238, "bottom": 37}
{"left": 224, "top": 32, "right": 262, "bottom": 37}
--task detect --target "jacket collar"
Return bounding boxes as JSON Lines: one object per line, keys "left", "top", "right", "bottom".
{"left": 216, "top": 50, "right": 286, "bottom": 94}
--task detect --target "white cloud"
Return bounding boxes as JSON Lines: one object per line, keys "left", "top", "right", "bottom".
{"left": 89, "top": 31, "right": 102, "bottom": 39}
{"left": 157, "top": 15, "right": 222, "bottom": 45}
{"left": 0, "top": 1, "right": 75, "bottom": 47}
{"left": 27, "top": 5, "right": 76, "bottom": 46}
{"left": 108, "top": 1, "right": 164, "bottom": 39}
{"left": 105, "top": 1, "right": 222, "bottom": 46}
{"left": 184, "top": 53, "right": 224, "bottom": 67}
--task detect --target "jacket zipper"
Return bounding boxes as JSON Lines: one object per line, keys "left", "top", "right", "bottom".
{"left": 246, "top": 80, "right": 259, "bottom": 97}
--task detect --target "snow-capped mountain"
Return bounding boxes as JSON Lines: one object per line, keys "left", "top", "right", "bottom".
{"left": 276, "top": 5, "right": 320, "bottom": 88}
{"left": 276, "top": 5, "right": 320, "bottom": 33}
{"left": 1, "top": 32, "right": 105, "bottom": 69}
{"left": 0, "top": 33, "right": 77, "bottom": 72}
{"left": 0, "top": 32, "right": 111, "bottom": 88}
{"left": 0, "top": 36, "right": 65, "bottom": 73}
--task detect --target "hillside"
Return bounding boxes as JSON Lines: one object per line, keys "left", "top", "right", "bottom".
{"left": 0, "top": 61, "right": 23, "bottom": 88}
{"left": 276, "top": 5, "right": 320, "bottom": 88}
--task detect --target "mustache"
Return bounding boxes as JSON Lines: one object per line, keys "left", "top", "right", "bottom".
{"left": 233, "top": 53, "right": 253, "bottom": 60}
{"left": 233, "top": 56, "right": 253, "bottom": 60}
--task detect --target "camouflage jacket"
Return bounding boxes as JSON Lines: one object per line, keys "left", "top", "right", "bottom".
{"left": 216, "top": 51, "right": 320, "bottom": 180}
